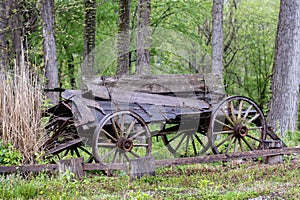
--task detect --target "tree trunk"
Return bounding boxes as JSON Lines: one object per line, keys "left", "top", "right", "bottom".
{"left": 83, "top": 0, "right": 97, "bottom": 78}
{"left": 268, "top": 0, "right": 300, "bottom": 136}
{"left": 8, "top": 0, "right": 23, "bottom": 67}
{"left": 0, "top": 0, "right": 8, "bottom": 71}
{"left": 211, "top": 0, "right": 223, "bottom": 80}
{"left": 136, "top": 0, "right": 151, "bottom": 75}
{"left": 117, "top": 0, "right": 130, "bottom": 76}
{"left": 40, "top": 0, "right": 59, "bottom": 105}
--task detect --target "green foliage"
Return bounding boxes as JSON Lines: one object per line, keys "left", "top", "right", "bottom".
{"left": 0, "top": 162, "right": 299, "bottom": 199}
{"left": 0, "top": 140, "right": 22, "bottom": 166}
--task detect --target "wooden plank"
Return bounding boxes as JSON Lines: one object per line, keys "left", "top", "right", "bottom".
{"left": 155, "top": 147, "right": 300, "bottom": 168}
{"left": 82, "top": 163, "right": 127, "bottom": 171}
{"left": 0, "top": 164, "right": 57, "bottom": 173}
{"left": 110, "top": 88, "right": 210, "bottom": 110}
{"left": 84, "top": 74, "right": 208, "bottom": 94}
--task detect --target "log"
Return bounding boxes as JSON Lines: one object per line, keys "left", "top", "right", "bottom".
{"left": 130, "top": 156, "right": 155, "bottom": 180}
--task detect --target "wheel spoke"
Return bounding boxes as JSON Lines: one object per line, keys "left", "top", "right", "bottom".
{"left": 229, "top": 101, "right": 237, "bottom": 122}
{"left": 246, "top": 113, "right": 260, "bottom": 125}
{"left": 216, "top": 134, "right": 233, "bottom": 148}
{"left": 248, "top": 127, "right": 263, "bottom": 131}
{"left": 215, "top": 119, "right": 233, "bottom": 129}
{"left": 185, "top": 134, "right": 190, "bottom": 156}
{"left": 194, "top": 134, "right": 205, "bottom": 147}
{"left": 97, "top": 143, "right": 116, "bottom": 148}
{"left": 102, "top": 129, "right": 117, "bottom": 142}
{"left": 237, "top": 100, "right": 244, "bottom": 121}
{"left": 120, "top": 114, "right": 125, "bottom": 136}
{"left": 110, "top": 118, "right": 120, "bottom": 138}
{"left": 246, "top": 134, "right": 261, "bottom": 142}
{"left": 166, "top": 132, "right": 184, "bottom": 145}
{"left": 191, "top": 136, "right": 197, "bottom": 155}
{"left": 238, "top": 138, "right": 244, "bottom": 152}
{"left": 242, "top": 105, "right": 253, "bottom": 120}
{"left": 225, "top": 136, "right": 235, "bottom": 154}
{"left": 233, "top": 138, "right": 238, "bottom": 153}
{"left": 221, "top": 108, "right": 235, "bottom": 126}
{"left": 174, "top": 133, "right": 187, "bottom": 152}
{"left": 125, "top": 119, "right": 136, "bottom": 138}
{"left": 129, "top": 150, "right": 140, "bottom": 158}
{"left": 123, "top": 153, "right": 130, "bottom": 162}
{"left": 100, "top": 148, "right": 117, "bottom": 162}
{"left": 112, "top": 150, "right": 118, "bottom": 163}
{"left": 213, "top": 130, "right": 234, "bottom": 135}
{"left": 241, "top": 137, "right": 254, "bottom": 151}
{"left": 129, "top": 129, "right": 146, "bottom": 140}
{"left": 133, "top": 143, "right": 149, "bottom": 147}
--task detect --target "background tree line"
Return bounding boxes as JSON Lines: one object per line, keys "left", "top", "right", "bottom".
{"left": 0, "top": 0, "right": 299, "bottom": 137}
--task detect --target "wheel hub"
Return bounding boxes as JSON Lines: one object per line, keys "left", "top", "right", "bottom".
{"left": 234, "top": 123, "right": 248, "bottom": 137}
{"left": 117, "top": 138, "right": 133, "bottom": 152}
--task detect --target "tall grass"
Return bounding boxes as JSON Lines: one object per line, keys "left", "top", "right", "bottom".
{"left": 0, "top": 67, "right": 45, "bottom": 164}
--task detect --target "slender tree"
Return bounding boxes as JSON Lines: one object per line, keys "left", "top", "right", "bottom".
{"left": 268, "top": 0, "right": 300, "bottom": 136}
{"left": 116, "top": 0, "right": 130, "bottom": 76}
{"left": 0, "top": 0, "right": 8, "bottom": 71}
{"left": 8, "top": 0, "right": 23, "bottom": 67}
{"left": 83, "top": 0, "right": 97, "bottom": 78}
{"left": 211, "top": 0, "right": 224, "bottom": 80}
{"left": 40, "top": 0, "right": 59, "bottom": 105}
{"left": 136, "top": 0, "right": 151, "bottom": 75}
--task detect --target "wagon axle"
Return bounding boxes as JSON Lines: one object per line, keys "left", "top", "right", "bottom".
{"left": 117, "top": 138, "right": 133, "bottom": 152}
{"left": 234, "top": 124, "right": 248, "bottom": 137}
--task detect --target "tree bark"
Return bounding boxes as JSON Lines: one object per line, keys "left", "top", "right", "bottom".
{"left": 117, "top": 0, "right": 130, "bottom": 76}
{"left": 0, "top": 0, "right": 8, "bottom": 71}
{"left": 83, "top": 0, "right": 97, "bottom": 78}
{"left": 8, "top": 0, "right": 23, "bottom": 67}
{"left": 40, "top": 0, "right": 59, "bottom": 105}
{"left": 268, "top": 0, "right": 300, "bottom": 136}
{"left": 136, "top": 0, "right": 151, "bottom": 75}
{"left": 211, "top": 0, "right": 223, "bottom": 80}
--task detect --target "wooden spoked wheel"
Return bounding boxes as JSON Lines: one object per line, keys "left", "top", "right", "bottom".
{"left": 208, "top": 96, "right": 266, "bottom": 154}
{"left": 161, "top": 124, "right": 210, "bottom": 157}
{"left": 92, "top": 110, "right": 152, "bottom": 168}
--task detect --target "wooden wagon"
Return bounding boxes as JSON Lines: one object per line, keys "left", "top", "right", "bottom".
{"left": 43, "top": 73, "right": 279, "bottom": 169}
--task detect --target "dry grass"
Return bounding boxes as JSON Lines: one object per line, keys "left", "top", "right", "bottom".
{"left": 0, "top": 67, "right": 45, "bottom": 164}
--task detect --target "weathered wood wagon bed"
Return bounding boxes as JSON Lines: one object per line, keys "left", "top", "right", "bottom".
{"left": 43, "top": 73, "right": 279, "bottom": 170}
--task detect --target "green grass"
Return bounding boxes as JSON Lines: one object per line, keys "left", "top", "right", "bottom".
{"left": 1, "top": 161, "right": 299, "bottom": 200}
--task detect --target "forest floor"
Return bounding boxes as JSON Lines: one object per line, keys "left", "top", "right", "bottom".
{"left": 1, "top": 156, "right": 299, "bottom": 200}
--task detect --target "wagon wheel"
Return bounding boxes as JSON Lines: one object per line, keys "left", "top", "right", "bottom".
{"left": 208, "top": 96, "right": 266, "bottom": 154}
{"left": 92, "top": 110, "right": 152, "bottom": 170}
{"left": 161, "top": 124, "right": 210, "bottom": 157}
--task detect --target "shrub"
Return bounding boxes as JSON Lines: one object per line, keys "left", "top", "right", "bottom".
{"left": 0, "top": 67, "right": 45, "bottom": 164}
{"left": 0, "top": 140, "right": 22, "bottom": 166}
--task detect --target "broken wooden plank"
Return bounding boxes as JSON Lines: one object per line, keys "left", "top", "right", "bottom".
{"left": 45, "top": 138, "right": 83, "bottom": 156}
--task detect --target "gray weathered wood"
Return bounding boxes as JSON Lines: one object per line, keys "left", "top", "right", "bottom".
{"left": 155, "top": 147, "right": 300, "bottom": 168}
{"left": 130, "top": 156, "right": 155, "bottom": 180}
{"left": 263, "top": 140, "right": 283, "bottom": 165}
{"left": 58, "top": 157, "right": 85, "bottom": 180}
